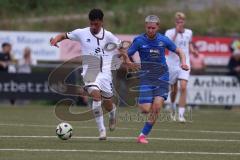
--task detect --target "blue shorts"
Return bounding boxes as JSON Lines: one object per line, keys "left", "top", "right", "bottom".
{"left": 138, "top": 81, "right": 169, "bottom": 104}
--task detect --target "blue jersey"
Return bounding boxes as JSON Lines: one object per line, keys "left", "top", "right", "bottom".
{"left": 128, "top": 33, "right": 177, "bottom": 82}
{"left": 127, "top": 33, "right": 177, "bottom": 102}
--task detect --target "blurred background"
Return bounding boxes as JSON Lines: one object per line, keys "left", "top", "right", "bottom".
{"left": 0, "top": 0, "right": 240, "bottom": 35}
{"left": 0, "top": 0, "right": 240, "bottom": 109}
{"left": 1, "top": 2, "right": 240, "bottom": 159}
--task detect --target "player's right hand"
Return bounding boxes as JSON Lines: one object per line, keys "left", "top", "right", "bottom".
{"left": 181, "top": 64, "right": 189, "bottom": 71}
{"left": 50, "top": 37, "right": 59, "bottom": 48}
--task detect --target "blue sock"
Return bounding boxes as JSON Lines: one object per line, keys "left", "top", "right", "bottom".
{"left": 141, "top": 122, "right": 153, "bottom": 136}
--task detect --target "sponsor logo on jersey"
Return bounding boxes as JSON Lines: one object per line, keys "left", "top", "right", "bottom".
{"left": 95, "top": 47, "right": 101, "bottom": 53}
{"left": 150, "top": 49, "right": 160, "bottom": 57}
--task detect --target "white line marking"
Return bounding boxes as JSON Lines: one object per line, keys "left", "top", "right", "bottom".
{"left": 0, "top": 123, "right": 240, "bottom": 134}
{"left": 0, "top": 148, "right": 240, "bottom": 155}
{"left": 0, "top": 135, "right": 239, "bottom": 142}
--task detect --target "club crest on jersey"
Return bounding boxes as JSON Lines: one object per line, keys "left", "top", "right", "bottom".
{"left": 86, "top": 39, "right": 91, "bottom": 42}
{"left": 159, "top": 41, "right": 164, "bottom": 47}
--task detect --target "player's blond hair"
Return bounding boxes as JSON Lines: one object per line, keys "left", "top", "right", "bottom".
{"left": 145, "top": 15, "right": 160, "bottom": 24}
{"left": 175, "top": 12, "right": 185, "bottom": 20}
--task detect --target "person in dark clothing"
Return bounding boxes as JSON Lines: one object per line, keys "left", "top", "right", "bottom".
{"left": 0, "top": 42, "right": 15, "bottom": 105}
{"left": 225, "top": 41, "right": 240, "bottom": 110}
{"left": 228, "top": 50, "right": 240, "bottom": 82}
{"left": 0, "top": 42, "right": 12, "bottom": 72}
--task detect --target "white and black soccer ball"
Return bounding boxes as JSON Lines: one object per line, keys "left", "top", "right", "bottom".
{"left": 56, "top": 122, "right": 73, "bottom": 140}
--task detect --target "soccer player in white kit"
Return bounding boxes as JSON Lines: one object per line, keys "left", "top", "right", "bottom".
{"left": 50, "top": 9, "right": 121, "bottom": 140}
{"left": 165, "top": 12, "right": 198, "bottom": 122}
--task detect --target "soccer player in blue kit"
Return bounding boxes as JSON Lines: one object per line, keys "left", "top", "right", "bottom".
{"left": 126, "top": 15, "right": 189, "bottom": 144}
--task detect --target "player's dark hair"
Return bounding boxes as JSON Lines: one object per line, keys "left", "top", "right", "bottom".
{"left": 88, "top": 8, "right": 104, "bottom": 21}
{"left": 2, "top": 42, "right": 11, "bottom": 48}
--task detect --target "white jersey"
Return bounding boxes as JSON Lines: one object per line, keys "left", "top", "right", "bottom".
{"left": 165, "top": 28, "right": 192, "bottom": 67}
{"left": 66, "top": 27, "right": 121, "bottom": 78}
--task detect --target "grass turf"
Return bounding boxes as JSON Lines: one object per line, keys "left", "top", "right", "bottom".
{"left": 0, "top": 104, "right": 240, "bottom": 160}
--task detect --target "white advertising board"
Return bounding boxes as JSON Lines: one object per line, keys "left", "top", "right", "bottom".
{"left": 0, "top": 31, "right": 59, "bottom": 61}
{"left": 186, "top": 76, "right": 240, "bottom": 105}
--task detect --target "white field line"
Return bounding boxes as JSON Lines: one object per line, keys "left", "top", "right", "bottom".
{"left": 0, "top": 148, "right": 240, "bottom": 155}
{"left": 0, "top": 135, "right": 240, "bottom": 142}
{"left": 0, "top": 123, "right": 240, "bottom": 134}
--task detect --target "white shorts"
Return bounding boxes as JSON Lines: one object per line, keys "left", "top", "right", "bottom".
{"left": 169, "top": 67, "right": 190, "bottom": 85}
{"left": 83, "top": 72, "right": 113, "bottom": 98}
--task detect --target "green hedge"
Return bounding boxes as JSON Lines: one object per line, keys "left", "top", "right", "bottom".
{"left": 0, "top": 0, "right": 239, "bottom": 36}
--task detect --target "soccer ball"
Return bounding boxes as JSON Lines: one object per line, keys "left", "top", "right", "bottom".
{"left": 56, "top": 122, "right": 73, "bottom": 140}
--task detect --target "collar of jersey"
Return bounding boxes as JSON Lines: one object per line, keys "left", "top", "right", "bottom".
{"left": 143, "top": 33, "right": 159, "bottom": 41}
{"left": 90, "top": 27, "right": 105, "bottom": 40}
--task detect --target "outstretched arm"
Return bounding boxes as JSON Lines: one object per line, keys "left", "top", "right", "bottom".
{"left": 119, "top": 49, "right": 132, "bottom": 64}
{"left": 118, "top": 47, "right": 140, "bottom": 71}
{"left": 175, "top": 48, "right": 189, "bottom": 71}
{"left": 50, "top": 33, "right": 67, "bottom": 48}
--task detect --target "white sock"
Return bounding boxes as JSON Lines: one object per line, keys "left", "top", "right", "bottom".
{"left": 178, "top": 107, "right": 185, "bottom": 118}
{"left": 139, "top": 133, "right": 145, "bottom": 137}
{"left": 171, "top": 103, "right": 177, "bottom": 112}
{"left": 92, "top": 100, "right": 105, "bottom": 132}
{"left": 109, "top": 103, "right": 116, "bottom": 119}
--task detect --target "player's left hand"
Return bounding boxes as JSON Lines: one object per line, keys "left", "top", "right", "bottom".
{"left": 181, "top": 64, "right": 189, "bottom": 71}
{"left": 126, "top": 62, "right": 140, "bottom": 72}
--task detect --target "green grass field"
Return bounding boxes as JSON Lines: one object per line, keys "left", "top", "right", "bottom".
{"left": 0, "top": 104, "right": 240, "bottom": 160}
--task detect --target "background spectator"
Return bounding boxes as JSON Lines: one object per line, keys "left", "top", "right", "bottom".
{"left": 228, "top": 50, "right": 240, "bottom": 82}
{"left": 0, "top": 42, "right": 14, "bottom": 72}
{"left": 18, "top": 47, "right": 37, "bottom": 73}
{"left": 0, "top": 42, "right": 16, "bottom": 105}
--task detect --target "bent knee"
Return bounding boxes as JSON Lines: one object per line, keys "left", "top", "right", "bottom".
{"left": 90, "top": 91, "right": 101, "bottom": 101}
{"left": 139, "top": 105, "right": 151, "bottom": 114}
